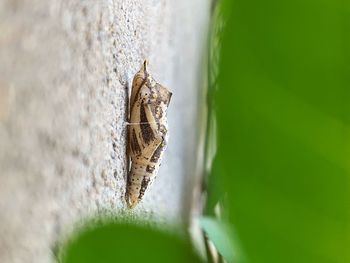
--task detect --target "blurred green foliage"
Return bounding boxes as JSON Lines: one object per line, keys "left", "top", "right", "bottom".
{"left": 60, "top": 220, "right": 202, "bottom": 263}
{"left": 210, "top": 0, "right": 350, "bottom": 262}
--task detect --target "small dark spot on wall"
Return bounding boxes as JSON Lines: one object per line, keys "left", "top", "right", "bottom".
{"left": 82, "top": 156, "right": 89, "bottom": 166}
{"left": 92, "top": 176, "right": 96, "bottom": 188}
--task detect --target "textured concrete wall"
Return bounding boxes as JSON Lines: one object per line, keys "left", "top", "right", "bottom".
{"left": 0, "top": 0, "right": 209, "bottom": 262}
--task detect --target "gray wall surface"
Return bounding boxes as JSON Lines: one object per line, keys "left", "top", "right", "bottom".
{"left": 0, "top": 0, "right": 209, "bottom": 262}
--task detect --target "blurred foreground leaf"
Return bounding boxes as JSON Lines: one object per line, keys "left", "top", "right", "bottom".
{"left": 212, "top": 0, "right": 350, "bottom": 262}
{"left": 200, "top": 216, "right": 242, "bottom": 263}
{"left": 61, "top": 221, "right": 202, "bottom": 263}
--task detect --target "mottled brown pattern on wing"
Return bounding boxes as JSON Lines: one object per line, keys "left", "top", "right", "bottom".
{"left": 130, "top": 76, "right": 147, "bottom": 109}
{"left": 138, "top": 176, "right": 151, "bottom": 200}
{"left": 146, "top": 165, "right": 155, "bottom": 173}
{"left": 130, "top": 129, "right": 141, "bottom": 156}
{"left": 150, "top": 139, "right": 166, "bottom": 163}
{"left": 139, "top": 104, "right": 155, "bottom": 144}
{"left": 130, "top": 61, "right": 148, "bottom": 109}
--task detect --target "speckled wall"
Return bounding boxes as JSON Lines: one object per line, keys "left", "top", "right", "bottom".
{"left": 0, "top": 0, "right": 209, "bottom": 262}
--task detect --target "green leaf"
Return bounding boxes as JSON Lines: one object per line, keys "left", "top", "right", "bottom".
{"left": 60, "top": 220, "right": 202, "bottom": 263}
{"left": 199, "top": 217, "right": 241, "bottom": 263}
{"left": 211, "top": 0, "right": 350, "bottom": 262}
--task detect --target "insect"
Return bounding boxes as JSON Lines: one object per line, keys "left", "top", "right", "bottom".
{"left": 126, "top": 60, "right": 172, "bottom": 208}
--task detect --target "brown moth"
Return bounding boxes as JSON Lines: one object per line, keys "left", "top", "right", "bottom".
{"left": 126, "top": 60, "right": 172, "bottom": 208}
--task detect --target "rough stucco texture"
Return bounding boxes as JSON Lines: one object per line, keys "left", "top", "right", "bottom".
{"left": 0, "top": 0, "right": 209, "bottom": 262}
